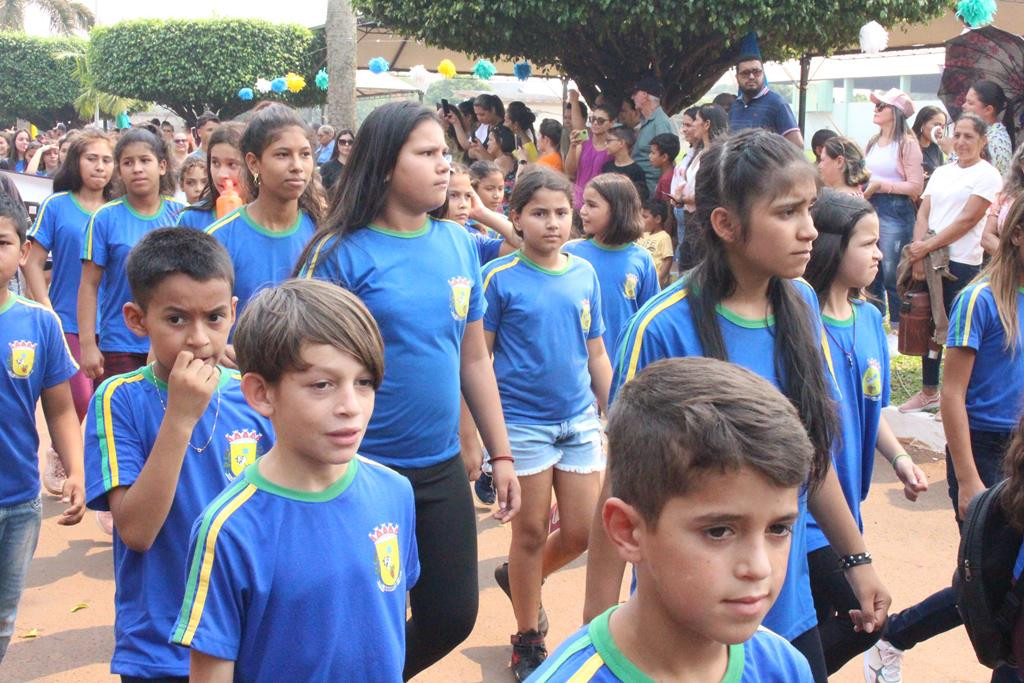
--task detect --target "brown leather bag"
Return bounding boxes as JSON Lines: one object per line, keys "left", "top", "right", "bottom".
{"left": 898, "top": 286, "right": 934, "bottom": 356}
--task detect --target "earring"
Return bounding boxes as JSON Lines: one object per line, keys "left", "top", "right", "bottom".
{"left": 253, "top": 172, "right": 260, "bottom": 186}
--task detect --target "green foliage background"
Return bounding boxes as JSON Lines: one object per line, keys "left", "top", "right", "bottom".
{"left": 0, "top": 33, "right": 83, "bottom": 126}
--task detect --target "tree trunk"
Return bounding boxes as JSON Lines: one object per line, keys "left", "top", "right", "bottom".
{"left": 326, "top": 0, "right": 357, "bottom": 130}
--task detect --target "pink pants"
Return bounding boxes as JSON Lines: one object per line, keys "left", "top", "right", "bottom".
{"left": 63, "top": 333, "right": 92, "bottom": 422}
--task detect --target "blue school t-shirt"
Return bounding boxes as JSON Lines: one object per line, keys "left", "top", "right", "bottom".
{"left": 806, "top": 301, "right": 890, "bottom": 552}
{"left": 174, "top": 205, "right": 216, "bottom": 231}
{"left": 27, "top": 191, "right": 92, "bottom": 333}
{"left": 462, "top": 220, "right": 504, "bottom": 265}
{"left": 171, "top": 457, "right": 419, "bottom": 682}
{"left": 483, "top": 252, "right": 604, "bottom": 423}
{"left": 0, "top": 295, "right": 78, "bottom": 506}
{"left": 947, "top": 283, "right": 1024, "bottom": 432}
{"left": 82, "top": 197, "right": 184, "bottom": 354}
{"left": 299, "top": 218, "right": 485, "bottom": 468}
{"left": 83, "top": 365, "right": 273, "bottom": 678}
{"left": 205, "top": 206, "right": 316, "bottom": 316}
{"left": 612, "top": 277, "right": 828, "bottom": 641}
{"left": 527, "top": 606, "right": 813, "bottom": 682}
{"left": 563, "top": 238, "right": 659, "bottom": 358}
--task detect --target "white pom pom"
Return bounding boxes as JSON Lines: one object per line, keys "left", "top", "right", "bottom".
{"left": 255, "top": 78, "right": 272, "bottom": 94}
{"left": 859, "top": 21, "right": 889, "bottom": 54}
{"left": 409, "top": 64, "right": 430, "bottom": 89}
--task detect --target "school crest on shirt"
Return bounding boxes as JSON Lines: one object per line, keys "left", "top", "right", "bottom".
{"left": 369, "top": 523, "right": 402, "bottom": 592}
{"left": 448, "top": 276, "right": 472, "bottom": 321}
{"left": 7, "top": 340, "right": 37, "bottom": 379}
{"left": 580, "top": 299, "right": 592, "bottom": 334}
{"left": 224, "top": 429, "right": 262, "bottom": 478}
{"left": 862, "top": 359, "right": 883, "bottom": 401}
{"left": 623, "top": 273, "right": 639, "bottom": 301}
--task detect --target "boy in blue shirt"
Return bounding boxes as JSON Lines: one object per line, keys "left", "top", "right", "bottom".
{"left": 172, "top": 279, "right": 419, "bottom": 682}
{"left": 0, "top": 193, "right": 85, "bottom": 662}
{"left": 84, "top": 228, "right": 274, "bottom": 681}
{"left": 530, "top": 357, "right": 814, "bottom": 682}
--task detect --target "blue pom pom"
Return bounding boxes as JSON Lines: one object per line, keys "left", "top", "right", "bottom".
{"left": 473, "top": 59, "right": 497, "bottom": 80}
{"left": 956, "top": 0, "right": 997, "bottom": 27}
{"left": 238, "top": 87, "right": 254, "bottom": 101}
{"left": 315, "top": 68, "right": 329, "bottom": 91}
{"left": 513, "top": 62, "right": 532, "bottom": 81}
{"left": 369, "top": 57, "right": 390, "bottom": 74}
{"left": 270, "top": 77, "right": 287, "bottom": 93}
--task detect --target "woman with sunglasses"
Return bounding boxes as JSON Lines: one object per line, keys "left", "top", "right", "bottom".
{"left": 320, "top": 128, "right": 354, "bottom": 191}
{"left": 862, "top": 89, "right": 924, "bottom": 332}
{"left": 170, "top": 131, "right": 192, "bottom": 169}
{"left": 565, "top": 102, "right": 616, "bottom": 208}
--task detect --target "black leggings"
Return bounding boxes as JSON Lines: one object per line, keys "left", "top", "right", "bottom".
{"left": 392, "top": 455, "right": 479, "bottom": 680}
{"left": 808, "top": 545, "right": 882, "bottom": 674}
{"left": 790, "top": 626, "right": 828, "bottom": 683}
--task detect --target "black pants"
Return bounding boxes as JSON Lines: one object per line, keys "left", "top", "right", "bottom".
{"left": 790, "top": 626, "right": 828, "bottom": 683}
{"left": 391, "top": 455, "right": 479, "bottom": 680}
{"left": 808, "top": 545, "right": 881, "bottom": 674}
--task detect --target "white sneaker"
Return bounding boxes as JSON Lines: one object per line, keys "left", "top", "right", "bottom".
{"left": 43, "top": 448, "right": 67, "bottom": 496}
{"left": 864, "top": 639, "right": 904, "bottom": 682}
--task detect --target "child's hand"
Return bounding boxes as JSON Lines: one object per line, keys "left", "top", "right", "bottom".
{"left": 220, "top": 344, "right": 238, "bottom": 370}
{"left": 894, "top": 458, "right": 928, "bottom": 502}
{"left": 467, "top": 189, "right": 487, "bottom": 222}
{"left": 58, "top": 476, "right": 86, "bottom": 526}
{"left": 958, "top": 478, "right": 986, "bottom": 520}
{"left": 490, "top": 460, "right": 521, "bottom": 524}
{"left": 166, "top": 350, "right": 220, "bottom": 424}
{"left": 845, "top": 564, "right": 891, "bottom": 634}
{"left": 80, "top": 344, "right": 104, "bottom": 380}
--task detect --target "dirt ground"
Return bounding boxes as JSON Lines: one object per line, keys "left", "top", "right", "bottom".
{"left": 4, "top": 433, "right": 992, "bottom": 681}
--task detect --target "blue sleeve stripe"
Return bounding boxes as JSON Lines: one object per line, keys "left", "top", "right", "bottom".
{"left": 530, "top": 634, "right": 599, "bottom": 683}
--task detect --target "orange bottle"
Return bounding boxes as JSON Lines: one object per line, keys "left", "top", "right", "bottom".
{"left": 216, "top": 179, "right": 244, "bottom": 218}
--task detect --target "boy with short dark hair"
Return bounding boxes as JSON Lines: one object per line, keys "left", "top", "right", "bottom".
{"left": 172, "top": 279, "right": 418, "bottom": 681}
{"left": 648, "top": 132, "right": 680, "bottom": 203}
{"left": 0, "top": 193, "right": 84, "bottom": 663}
{"left": 600, "top": 126, "right": 648, "bottom": 200}
{"left": 529, "top": 357, "right": 814, "bottom": 681}
{"left": 84, "top": 227, "right": 274, "bottom": 681}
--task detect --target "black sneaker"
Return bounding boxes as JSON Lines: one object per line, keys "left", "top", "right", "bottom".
{"left": 494, "top": 561, "right": 549, "bottom": 637}
{"left": 510, "top": 629, "right": 547, "bottom": 682}
{"left": 474, "top": 471, "right": 496, "bottom": 505}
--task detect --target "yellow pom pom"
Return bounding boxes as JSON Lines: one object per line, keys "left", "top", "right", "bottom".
{"left": 438, "top": 59, "right": 457, "bottom": 79}
{"left": 285, "top": 72, "right": 306, "bottom": 93}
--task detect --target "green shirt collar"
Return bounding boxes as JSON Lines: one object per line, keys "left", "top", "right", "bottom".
{"left": 141, "top": 363, "right": 234, "bottom": 391}
{"left": 243, "top": 457, "right": 360, "bottom": 502}
{"left": 368, "top": 219, "right": 431, "bottom": 238}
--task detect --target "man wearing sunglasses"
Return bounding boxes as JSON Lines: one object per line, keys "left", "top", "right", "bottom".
{"left": 729, "top": 55, "right": 804, "bottom": 149}
{"left": 631, "top": 76, "right": 679, "bottom": 196}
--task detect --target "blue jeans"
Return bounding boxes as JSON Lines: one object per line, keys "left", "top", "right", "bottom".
{"left": 0, "top": 497, "right": 41, "bottom": 662}
{"left": 868, "top": 193, "right": 917, "bottom": 324}
{"left": 674, "top": 207, "right": 687, "bottom": 264}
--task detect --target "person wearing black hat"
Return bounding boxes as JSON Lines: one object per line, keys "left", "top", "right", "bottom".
{"left": 729, "top": 55, "right": 804, "bottom": 149}
{"left": 631, "top": 76, "right": 678, "bottom": 196}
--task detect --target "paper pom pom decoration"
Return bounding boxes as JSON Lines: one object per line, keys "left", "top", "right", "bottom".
{"left": 255, "top": 78, "right": 272, "bottom": 94}
{"left": 270, "top": 77, "right": 287, "bottom": 93}
{"left": 858, "top": 21, "right": 889, "bottom": 54}
{"left": 513, "top": 62, "right": 532, "bottom": 81}
{"left": 438, "top": 59, "right": 457, "bottom": 79}
{"left": 369, "top": 57, "right": 390, "bottom": 74}
{"left": 238, "top": 87, "right": 254, "bottom": 101}
{"left": 285, "top": 73, "right": 306, "bottom": 93}
{"left": 473, "top": 59, "right": 497, "bottom": 80}
{"left": 315, "top": 68, "right": 329, "bottom": 91}
{"left": 956, "top": 0, "right": 997, "bottom": 27}
{"left": 409, "top": 64, "right": 430, "bottom": 89}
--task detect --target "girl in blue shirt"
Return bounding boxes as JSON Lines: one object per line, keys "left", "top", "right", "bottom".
{"left": 23, "top": 130, "right": 115, "bottom": 421}
{"left": 175, "top": 122, "right": 249, "bottom": 231}
{"left": 567, "top": 173, "right": 660, "bottom": 358}
{"left": 429, "top": 163, "right": 520, "bottom": 265}
{"left": 78, "top": 128, "right": 182, "bottom": 383}
{"left": 586, "top": 129, "right": 891, "bottom": 683}
{"left": 296, "top": 101, "right": 520, "bottom": 678}
{"left": 7, "top": 129, "right": 29, "bottom": 173}
{"left": 802, "top": 189, "right": 928, "bottom": 674}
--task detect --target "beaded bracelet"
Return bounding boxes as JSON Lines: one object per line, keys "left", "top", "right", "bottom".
{"left": 838, "top": 552, "right": 873, "bottom": 571}
{"left": 488, "top": 455, "right": 515, "bottom": 465}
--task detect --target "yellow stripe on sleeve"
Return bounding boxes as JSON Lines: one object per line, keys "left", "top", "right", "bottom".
{"left": 567, "top": 652, "right": 605, "bottom": 682}
{"left": 623, "top": 289, "right": 688, "bottom": 382}
{"left": 178, "top": 484, "right": 258, "bottom": 646}
{"left": 100, "top": 372, "right": 146, "bottom": 489}
{"left": 27, "top": 192, "right": 62, "bottom": 238}
{"left": 303, "top": 235, "right": 333, "bottom": 278}
{"left": 960, "top": 284, "right": 989, "bottom": 345}
{"left": 482, "top": 257, "right": 520, "bottom": 293}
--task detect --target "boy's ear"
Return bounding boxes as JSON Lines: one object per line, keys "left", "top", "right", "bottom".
{"left": 17, "top": 238, "right": 30, "bottom": 267}
{"left": 123, "top": 302, "right": 147, "bottom": 337}
{"left": 603, "top": 497, "right": 645, "bottom": 565}
{"left": 709, "top": 206, "right": 740, "bottom": 244}
{"left": 228, "top": 295, "right": 238, "bottom": 326}
{"left": 240, "top": 372, "right": 275, "bottom": 418}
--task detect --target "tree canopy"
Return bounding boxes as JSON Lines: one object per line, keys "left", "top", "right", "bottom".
{"left": 89, "top": 19, "right": 321, "bottom": 124}
{"left": 0, "top": 0, "right": 93, "bottom": 35}
{"left": 355, "top": 0, "right": 950, "bottom": 113}
{"left": 0, "top": 33, "right": 82, "bottom": 126}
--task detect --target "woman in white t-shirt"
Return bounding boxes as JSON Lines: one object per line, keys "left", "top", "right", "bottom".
{"left": 673, "top": 104, "right": 727, "bottom": 270}
{"left": 900, "top": 114, "right": 1003, "bottom": 413}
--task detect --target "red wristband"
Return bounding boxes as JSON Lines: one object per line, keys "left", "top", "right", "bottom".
{"left": 488, "top": 455, "right": 515, "bottom": 464}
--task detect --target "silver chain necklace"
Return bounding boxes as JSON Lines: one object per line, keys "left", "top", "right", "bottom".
{"left": 152, "top": 366, "right": 222, "bottom": 454}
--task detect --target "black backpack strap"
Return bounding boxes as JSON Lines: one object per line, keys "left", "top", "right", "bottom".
{"left": 996, "top": 575, "right": 1024, "bottom": 632}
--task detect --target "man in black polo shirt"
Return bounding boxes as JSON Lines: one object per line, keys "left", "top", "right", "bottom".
{"left": 728, "top": 55, "right": 804, "bottom": 149}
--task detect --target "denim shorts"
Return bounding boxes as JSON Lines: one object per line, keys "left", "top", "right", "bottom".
{"left": 498, "top": 406, "right": 605, "bottom": 477}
